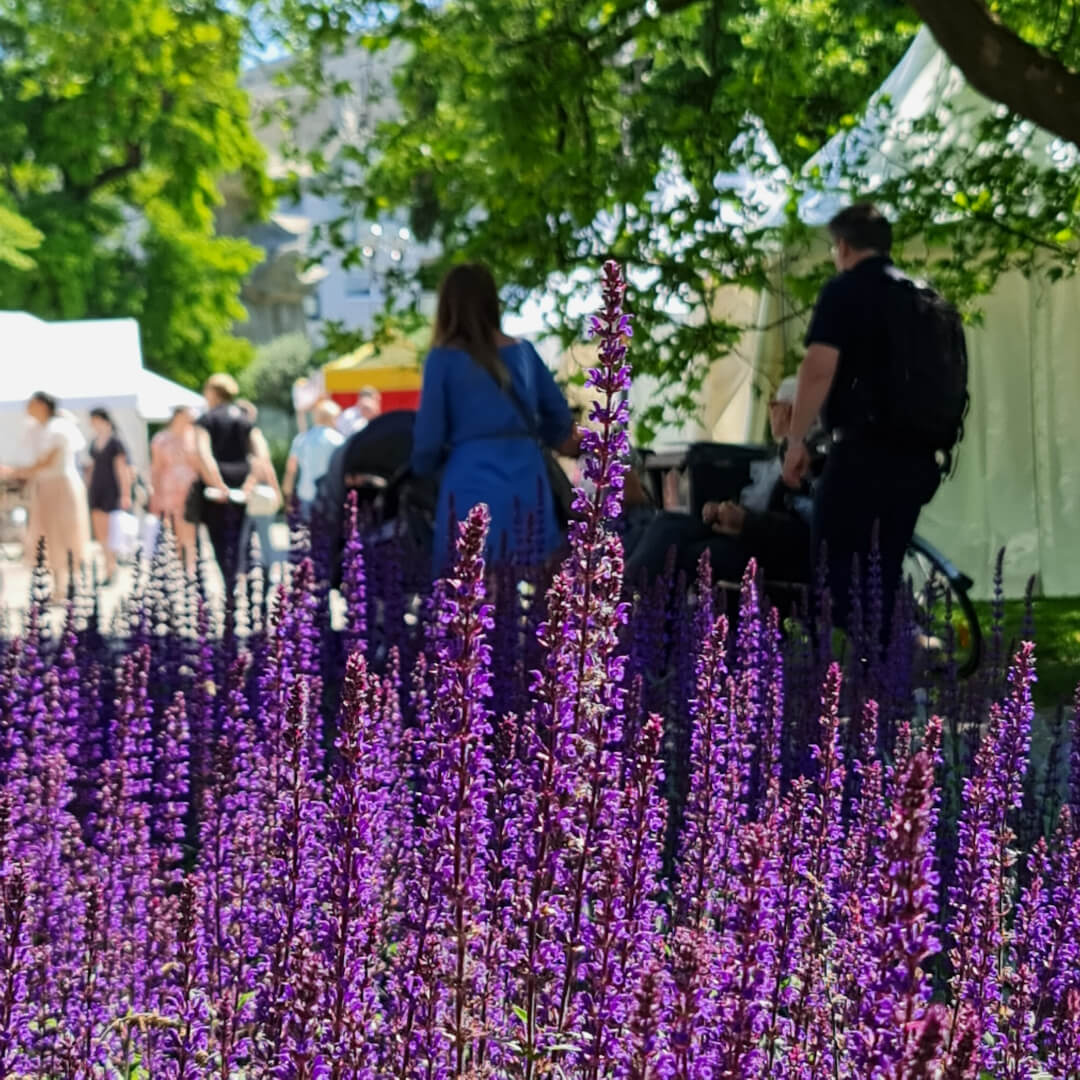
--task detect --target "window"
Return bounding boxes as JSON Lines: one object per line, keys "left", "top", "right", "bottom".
{"left": 346, "top": 266, "right": 373, "bottom": 298}
{"left": 303, "top": 291, "right": 321, "bottom": 320}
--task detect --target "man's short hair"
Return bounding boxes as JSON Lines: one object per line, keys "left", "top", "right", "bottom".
{"left": 357, "top": 385, "right": 381, "bottom": 403}
{"left": 313, "top": 399, "right": 342, "bottom": 426}
{"left": 828, "top": 203, "right": 892, "bottom": 255}
{"left": 204, "top": 373, "right": 239, "bottom": 403}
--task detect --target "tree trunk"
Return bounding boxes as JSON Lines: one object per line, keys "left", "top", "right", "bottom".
{"left": 907, "top": 0, "right": 1080, "bottom": 147}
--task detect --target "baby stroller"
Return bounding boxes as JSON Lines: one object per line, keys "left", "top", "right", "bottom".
{"left": 311, "top": 410, "right": 439, "bottom": 588}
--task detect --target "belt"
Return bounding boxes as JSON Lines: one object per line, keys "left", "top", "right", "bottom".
{"left": 831, "top": 428, "right": 940, "bottom": 458}
{"left": 830, "top": 427, "right": 870, "bottom": 444}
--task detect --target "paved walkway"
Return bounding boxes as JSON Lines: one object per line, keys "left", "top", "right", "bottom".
{"left": 0, "top": 523, "right": 353, "bottom": 637}
{"left": 0, "top": 523, "right": 293, "bottom": 629}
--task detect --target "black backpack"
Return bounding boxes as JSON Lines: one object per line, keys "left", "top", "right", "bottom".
{"left": 877, "top": 267, "right": 969, "bottom": 463}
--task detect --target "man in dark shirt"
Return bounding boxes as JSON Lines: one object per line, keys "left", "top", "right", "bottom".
{"left": 194, "top": 373, "right": 263, "bottom": 589}
{"left": 782, "top": 203, "right": 941, "bottom": 641}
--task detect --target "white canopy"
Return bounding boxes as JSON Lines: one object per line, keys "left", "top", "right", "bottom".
{"left": 743, "top": 29, "right": 1080, "bottom": 598}
{"left": 0, "top": 312, "right": 204, "bottom": 474}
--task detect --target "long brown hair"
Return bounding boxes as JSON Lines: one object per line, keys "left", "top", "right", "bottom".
{"left": 432, "top": 263, "right": 510, "bottom": 389}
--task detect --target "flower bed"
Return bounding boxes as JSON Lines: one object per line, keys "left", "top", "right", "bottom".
{"left": 1, "top": 263, "right": 1078, "bottom": 1078}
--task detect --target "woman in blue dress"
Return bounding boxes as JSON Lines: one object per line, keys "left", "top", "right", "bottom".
{"left": 411, "top": 264, "right": 577, "bottom": 573}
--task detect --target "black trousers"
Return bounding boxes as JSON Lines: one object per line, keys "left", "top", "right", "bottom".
{"left": 812, "top": 439, "right": 940, "bottom": 641}
{"left": 202, "top": 502, "right": 247, "bottom": 590}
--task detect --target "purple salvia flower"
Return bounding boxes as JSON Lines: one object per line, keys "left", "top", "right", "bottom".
{"left": 275, "top": 941, "right": 330, "bottom": 1080}
{"left": 674, "top": 610, "right": 730, "bottom": 928}
{"left": 160, "top": 874, "right": 209, "bottom": 1079}
{"left": 473, "top": 705, "right": 528, "bottom": 1074}
{"left": 340, "top": 490, "right": 368, "bottom": 661}
{"left": 999, "top": 835, "right": 1054, "bottom": 1079}
{"left": 197, "top": 658, "right": 262, "bottom": 1072}
{"left": 942, "top": 1019, "right": 980, "bottom": 1080}
{"left": 945, "top": 644, "right": 1037, "bottom": 1072}
{"left": 150, "top": 692, "right": 189, "bottom": 889}
{"left": 1046, "top": 988, "right": 1080, "bottom": 1080}
{"left": 762, "top": 781, "right": 814, "bottom": 1071}
{"left": 715, "top": 819, "right": 781, "bottom": 1078}
{"left": 789, "top": 663, "right": 846, "bottom": 1068}
{"left": 579, "top": 259, "right": 633, "bottom": 527}
{"left": 22, "top": 671, "right": 89, "bottom": 1075}
{"left": 1069, "top": 684, "right": 1080, "bottom": 828}
{"left": 848, "top": 741, "right": 941, "bottom": 1076}
{"left": 502, "top": 262, "right": 634, "bottom": 1075}
{"left": 580, "top": 713, "right": 669, "bottom": 1077}
{"left": 758, "top": 606, "right": 785, "bottom": 813}
{"left": 904, "top": 1006, "right": 949, "bottom": 1080}
{"left": 627, "top": 942, "right": 676, "bottom": 1080}
{"left": 186, "top": 597, "right": 217, "bottom": 821}
{"left": 1035, "top": 812, "right": 1080, "bottom": 1076}
{"left": 257, "top": 675, "right": 326, "bottom": 1071}
{"left": 320, "top": 652, "right": 396, "bottom": 1078}
{"left": 668, "top": 926, "right": 720, "bottom": 1080}
{"left": 399, "top": 505, "right": 496, "bottom": 1074}
{"left": 733, "top": 562, "right": 767, "bottom": 811}
{"left": 94, "top": 646, "right": 155, "bottom": 1059}
{"left": 0, "top": 798, "right": 29, "bottom": 1077}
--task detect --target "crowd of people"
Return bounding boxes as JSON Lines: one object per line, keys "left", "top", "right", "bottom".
{"left": 401, "top": 202, "right": 964, "bottom": 648}
{"left": 0, "top": 202, "right": 965, "bottom": 644}
{"left": 0, "top": 375, "right": 314, "bottom": 597}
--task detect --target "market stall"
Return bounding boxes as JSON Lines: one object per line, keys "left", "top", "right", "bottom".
{"left": 322, "top": 334, "right": 423, "bottom": 414}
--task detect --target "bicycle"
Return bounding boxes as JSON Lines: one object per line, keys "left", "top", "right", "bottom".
{"left": 903, "top": 532, "right": 982, "bottom": 678}
{"left": 639, "top": 441, "right": 984, "bottom": 678}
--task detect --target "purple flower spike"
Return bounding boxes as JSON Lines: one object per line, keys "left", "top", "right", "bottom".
{"left": 849, "top": 746, "right": 941, "bottom": 1074}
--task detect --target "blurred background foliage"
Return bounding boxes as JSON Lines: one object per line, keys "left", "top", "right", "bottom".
{"left": 261, "top": 0, "right": 1080, "bottom": 436}
{"left": 0, "top": 0, "right": 270, "bottom": 387}
{"left": 0, "top": 0, "right": 1078, "bottom": 428}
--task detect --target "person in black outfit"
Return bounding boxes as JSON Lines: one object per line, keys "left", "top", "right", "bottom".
{"left": 193, "top": 373, "right": 263, "bottom": 589}
{"left": 87, "top": 407, "right": 132, "bottom": 584}
{"left": 782, "top": 203, "right": 941, "bottom": 640}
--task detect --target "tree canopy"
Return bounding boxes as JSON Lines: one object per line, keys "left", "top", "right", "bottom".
{"left": 0, "top": 0, "right": 271, "bottom": 387}
{"left": 272, "top": 0, "right": 1080, "bottom": 439}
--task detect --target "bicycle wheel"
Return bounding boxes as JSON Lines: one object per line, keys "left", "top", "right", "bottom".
{"left": 903, "top": 535, "right": 982, "bottom": 678}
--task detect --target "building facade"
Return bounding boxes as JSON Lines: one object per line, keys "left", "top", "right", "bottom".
{"left": 224, "top": 44, "right": 435, "bottom": 347}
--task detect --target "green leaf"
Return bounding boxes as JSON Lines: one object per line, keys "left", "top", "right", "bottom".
{"left": 0, "top": 205, "right": 43, "bottom": 271}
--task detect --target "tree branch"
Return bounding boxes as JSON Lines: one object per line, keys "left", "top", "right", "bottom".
{"left": 907, "top": 0, "right": 1080, "bottom": 147}
{"left": 68, "top": 143, "right": 144, "bottom": 200}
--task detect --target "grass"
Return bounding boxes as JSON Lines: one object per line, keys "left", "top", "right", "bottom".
{"left": 974, "top": 597, "right": 1080, "bottom": 709}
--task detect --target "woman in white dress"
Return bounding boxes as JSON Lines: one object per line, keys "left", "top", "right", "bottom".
{"left": 0, "top": 392, "right": 91, "bottom": 600}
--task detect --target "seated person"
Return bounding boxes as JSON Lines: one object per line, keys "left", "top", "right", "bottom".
{"left": 625, "top": 376, "right": 821, "bottom": 586}
{"left": 614, "top": 449, "right": 665, "bottom": 555}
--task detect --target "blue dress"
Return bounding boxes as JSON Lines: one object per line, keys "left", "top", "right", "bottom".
{"left": 410, "top": 341, "right": 573, "bottom": 573}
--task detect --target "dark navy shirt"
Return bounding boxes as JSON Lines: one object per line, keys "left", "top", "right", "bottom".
{"left": 197, "top": 404, "right": 252, "bottom": 488}
{"left": 804, "top": 255, "right": 893, "bottom": 432}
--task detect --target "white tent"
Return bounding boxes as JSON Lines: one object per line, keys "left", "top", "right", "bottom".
{"left": 744, "top": 29, "right": 1080, "bottom": 599}
{"left": 0, "top": 312, "right": 204, "bottom": 476}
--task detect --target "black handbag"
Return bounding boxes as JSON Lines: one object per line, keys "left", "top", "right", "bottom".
{"left": 182, "top": 479, "right": 204, "bottom": 525}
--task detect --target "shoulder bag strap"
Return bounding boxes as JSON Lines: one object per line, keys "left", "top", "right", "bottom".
{"left": 503, "top": 382, "right": 545, "bottom": 445}
{"left": 471, "top": 354, "right": 545, "bottom": 447}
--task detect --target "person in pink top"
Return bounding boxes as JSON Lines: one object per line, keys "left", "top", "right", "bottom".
{"left": 150, "top": 406, "right": 199, "bottom": 568}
